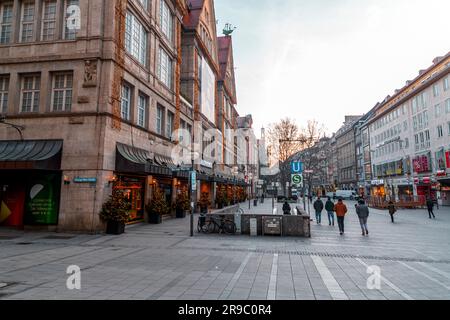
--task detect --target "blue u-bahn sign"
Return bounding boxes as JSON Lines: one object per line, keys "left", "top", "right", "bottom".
{"left": 291, "top": 161, "right": 303, "bottom": 174}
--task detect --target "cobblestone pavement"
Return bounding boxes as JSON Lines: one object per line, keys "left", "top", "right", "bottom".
{"left": 1, "top": 200, "right": 450, "bottom": 300}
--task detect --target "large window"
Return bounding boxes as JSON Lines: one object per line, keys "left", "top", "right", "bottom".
{"left": 125, "top": 12, "right": 148, "bottom": 66}
{"left": 64, "top": 0, "right": 79, "bottom": 40}
{"left": 41, "top": 0, "right": 57, "bottom": 41}
{"left": 435, "top": 104, "right": 441, "bottom": 117}
{"left": 137, "top": 93, "right": 148, "bottom": 128}
{"left": 139, "top": 0, "right": 148, "bottom": 10}
{"left": 20, "top": 1, "right": 35, "bottom": 42}
{"left": 444, "top": 77, "right": 449, "bottom": 92}
{"left": 158, "top": 48, "right": 172, "bottom": 88}
{"left": 0, "top": 76, "right": 9, "bottom": 113}
{"left": 446, "top": 99, "right": 450, "bottom": 114}
{"left": 52, "top": 73, "right": 73, "bottom": 111}
{"left": 121, "top": 84, "right": 131, "bottom": 121}
{"left": 156, "top": 105, "right": 164, "bottom": 135}
{"left": 166, "top": 111, "right": 174, "bottom": 138}
{"left": 160, "top": 0, "right": 173, "bottom": 41}
{"left": 433, "top": 84, "right": 440, "bottom": 97}
{"left": 438, "top": 125, "right": 444, "bottom": 138}
{"left": 0, "top": 2, "right": 13, "bottom": 44}
{"left": 21, "top": 75, "right": 40, "bottom": 113}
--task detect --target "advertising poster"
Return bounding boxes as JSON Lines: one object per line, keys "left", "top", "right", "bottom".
{"left": 24, "top": 173, "right": 61, "bottom": 225}
{"left": 0, "top": 184, "right": 25, "bottom": 227}
{"left": 201, "top": 57, "right": 216, "bottom": 123}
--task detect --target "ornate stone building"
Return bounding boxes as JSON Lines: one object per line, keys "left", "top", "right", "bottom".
{"left": 0, "top": 0, "right": 248, "bottom": 232}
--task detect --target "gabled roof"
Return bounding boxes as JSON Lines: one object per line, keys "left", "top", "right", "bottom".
{"left": 218, "top": 36, "right": 232, "bottom": 80}
{"left": 218, "top": 35, "right": 237, "bottom": 103}
{"left": 183, "top": 0, "right": 205, "bottom": 30}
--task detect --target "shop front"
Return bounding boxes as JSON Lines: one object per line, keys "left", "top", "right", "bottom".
{"left": 115, "top": 143, "right": 173, "bottom": 222}
{"left": 439, "top": 179, "right": 450, "bottom": 206}
{"left": 0, "top": 140, "right": 63, "bottom": 229}
{"left": 370, "top": 180, "right": 386, "bottom": 198}
{"left": 113, "top": 176, "right": 145, "bottom": 222}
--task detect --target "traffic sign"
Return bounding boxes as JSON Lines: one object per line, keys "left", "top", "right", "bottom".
{"left": 291, "top": 161, "right": 303, "bottom": 174}
{"left": 291, "top": 174, "right": 303, "bottom": 187}
{"left": 190, "top": 171, "right": 197, "bottom": 191}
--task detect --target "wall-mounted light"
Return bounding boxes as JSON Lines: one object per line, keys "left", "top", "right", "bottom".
{"left": 64, "top": 175, "right": 71, "bottom": 185}
{"left": 108, "top": 175, "right": 118, "bottom": 186}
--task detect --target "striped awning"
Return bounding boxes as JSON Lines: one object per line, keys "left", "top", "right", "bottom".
{"left": 116, "top": 143, "right": 171, "bottom": 176}
{"left": 0, "top": 140, "right": 63, "bottom": 170}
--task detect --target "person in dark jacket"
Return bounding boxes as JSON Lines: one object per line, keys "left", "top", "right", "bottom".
{"left": 387, "top": 201, "right": 397, "bottom": 223}
{"left": 313, "top": 197, "right": 324, "bottom": 225}
{"left": 356, "top": 200, "right": 370, "bottom": 236}
{"left": 283, "top": 201, "right": 292, "bottom": 215}
{"left": 325, "top": 197, "right": 335, "bottom": 226}
{"left": 426, "top": 198, "right": 436, "bottom": 219}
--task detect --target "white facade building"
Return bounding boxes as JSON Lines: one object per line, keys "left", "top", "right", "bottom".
{"left": 368, "top": 53, "right": 450, "bottom": 205}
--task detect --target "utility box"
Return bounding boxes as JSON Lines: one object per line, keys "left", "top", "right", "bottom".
{"left": 263, "top": 217, "right": 282, "bottom": 236}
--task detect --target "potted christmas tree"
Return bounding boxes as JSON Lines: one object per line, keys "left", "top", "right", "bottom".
{"left": 175, "top": 190, "right": 190, "bottom": 218}
{"left": 146, "top": 188, "right": 169, "bottom": 224}
{"left": 216, "top": 186, "right": 227, "bottom": 209}
{"left": 99, "top": 190, "right": 131, "bottom": 235}
{"left": 198, "top": 192, "right": 211, "bottom": 214}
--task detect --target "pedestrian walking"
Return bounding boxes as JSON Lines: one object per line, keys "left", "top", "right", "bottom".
{"left": 313, "top": 197, "right": 324, "bottom": 225}
{"left": 283, "top": 201, "right": 292, "bottom": 215}
{"left": 387, "top": 201, "right": 397, "bottom": 223}
{"left": 356, "top": 200, "right": 370, "bottom": 236}
{"left": 334, "top": 198, "right": 348, "bottom": 235}
{"left": 426, "top": 198, "right": 436, "bottom": 219}
{"left": 325, "top": 197, "right": 335, "bottom": 226}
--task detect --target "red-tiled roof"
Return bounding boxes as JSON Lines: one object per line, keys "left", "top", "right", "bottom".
{"left": 218, "top": 36, "right": 232, "bottom": 81}
{"left": 183, "top": 0, "right": 204, "bottom": 29}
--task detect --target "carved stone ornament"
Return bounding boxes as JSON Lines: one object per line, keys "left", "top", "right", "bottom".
{"left": 83, "top": 60, "right": 98, "bottom": 87}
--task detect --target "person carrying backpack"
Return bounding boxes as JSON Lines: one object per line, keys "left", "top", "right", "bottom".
{"left": 313, "top": 197, "right": 324, "bottom": 225}
{"left": 325, "top": 197, "right": 335, "bottom": 226}
{"left": 356, "top": 200, "right": 370, "bottom": 236}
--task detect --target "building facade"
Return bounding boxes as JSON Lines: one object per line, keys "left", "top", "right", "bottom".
{"left": 335, "top": 116, "right": 362, "bottom": 190}
{"left": 368, "top": 53, "right": 450, "bottom": 204}
{"left": 0, "top": 0, "right": 250, "bottom": 232}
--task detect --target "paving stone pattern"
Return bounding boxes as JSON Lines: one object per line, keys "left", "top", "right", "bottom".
{"left": 1, "top": 200, "right": 450, "bottom": 300}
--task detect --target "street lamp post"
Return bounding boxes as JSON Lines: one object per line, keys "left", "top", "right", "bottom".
{"left": 190, "top": 157, "right": 194, "bottom": 237}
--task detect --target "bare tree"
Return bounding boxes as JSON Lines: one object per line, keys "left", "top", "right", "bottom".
{"left": 267, "top": 118, "right": 304, "bottom": 163}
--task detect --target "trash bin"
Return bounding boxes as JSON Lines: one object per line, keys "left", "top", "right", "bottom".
{"left": 254, "top": 199, "right": 258, "bottom": 207}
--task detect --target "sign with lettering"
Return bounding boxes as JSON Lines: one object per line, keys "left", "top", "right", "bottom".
{"left": 190, "top": 171, "right": 197, "bottom": 191}
{"left": 74, "top": 177, "right": 97, "bottom": 184}
{"left": 291, "top": 174, "right": 303, "bottom": 187}
{"left": 263, "top": 217, "right": 282, "bottom": 236}
{"left": 291, "top": 161, "right": 303, "bottom": 174}
{"left": 446, "top": 151, "right": 450, "bottom": 169}
{"left": 24, "top": 173, "right": 60, "bottom": 225}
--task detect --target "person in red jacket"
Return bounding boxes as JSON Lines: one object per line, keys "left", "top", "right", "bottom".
{"left": 334, "top": 198, "right": 348, "bottom": 235}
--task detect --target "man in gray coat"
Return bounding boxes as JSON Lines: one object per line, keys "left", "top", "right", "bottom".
{"left": 356, "top": 200, "right": 370, "bottom": 236}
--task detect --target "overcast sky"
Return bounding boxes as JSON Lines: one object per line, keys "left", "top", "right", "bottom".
{"left": 214, "top": 0, "right": 450, "bottom": 137}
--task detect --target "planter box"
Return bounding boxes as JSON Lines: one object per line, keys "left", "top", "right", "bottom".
{"left": 106, "top": 221, "right": 125, "bottom": 235}
{"left": 149, "top": 214, "right": 162, "bottom": 224}
{"left": 176, "top": 209, "right": 187, "bottom": 219}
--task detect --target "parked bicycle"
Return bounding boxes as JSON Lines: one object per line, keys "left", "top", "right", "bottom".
{"left": 198, "top": 215, "right": 237, "bottom": 235}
